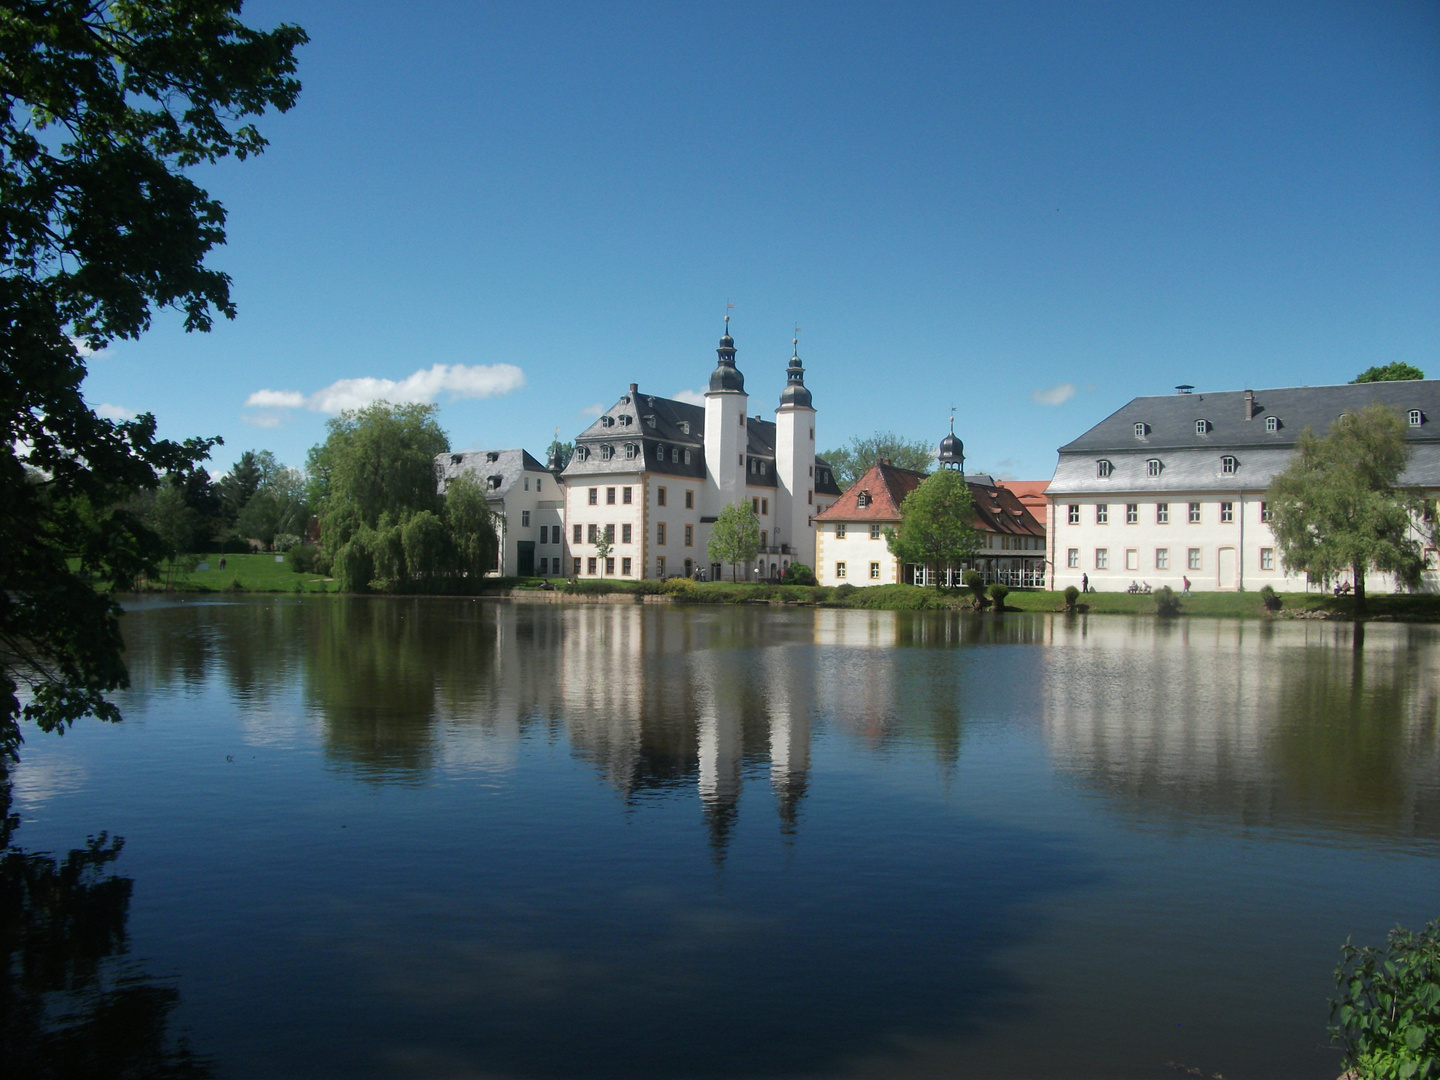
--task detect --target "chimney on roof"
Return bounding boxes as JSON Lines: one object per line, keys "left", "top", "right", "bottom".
{"left": 1244, "top": 389, "right": 1256, "bottom": 420}
{"left": 629, "top": 383, "right": 638, "bottom": 395}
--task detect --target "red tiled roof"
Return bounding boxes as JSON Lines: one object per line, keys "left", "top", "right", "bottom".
{"left": 817, "top": 465, "right": 1045, "bottom": 537}
{"left": 998, "top": 480, "right": 1049, "bottom": 526}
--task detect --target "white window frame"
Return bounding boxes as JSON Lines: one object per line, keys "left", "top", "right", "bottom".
{"left": 1095, "top": 548, "right": 1109, "bottom": 569}
{"left": 1157, "top": 503, "right": 1169, "bottom": 524}
{"left": 836, "top": 561, "right": 847, "bottom": 578}
{"left": 1156, "top": 548, "right": 1169, "bottom": 570}
{"left": 1147, "top": 459, "right": 1162, "bottom": 477}
{"left": 1188, "top": 548, "right": 1202, "bottom": 570}
{"left": 1067, "top": 548, "right": 1079, "bottom": 568}
{"left": 1096, "top": 504, "right": 1109, "bottom": 525}
{"left": 1260, "top": 548, "right": 1275, "bottom": 570}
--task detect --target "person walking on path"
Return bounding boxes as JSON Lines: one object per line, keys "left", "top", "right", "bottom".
{"left": 1181, "top": 575, "right": 1191, "bottom": 595}
{"left": 1081, "top": 573, "right": 1089, "bottom": 594}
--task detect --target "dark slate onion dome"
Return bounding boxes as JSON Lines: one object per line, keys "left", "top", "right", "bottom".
{"left": 937, "top": 421, "right": 964, "bottom": 471}
{"left": 778, "top": 339, "right": 812, "bottom": 408}
{"left": 709, "top": 317, "right": 745, "bottom": 393}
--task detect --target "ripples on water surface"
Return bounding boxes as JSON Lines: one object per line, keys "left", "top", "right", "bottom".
{"left": 5, "top": 597, "right": 1437, "bottom": 1079}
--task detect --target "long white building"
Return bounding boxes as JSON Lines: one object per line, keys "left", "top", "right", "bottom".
{"left": 1047, "top": 380, "right": 1440, "bottom": 593}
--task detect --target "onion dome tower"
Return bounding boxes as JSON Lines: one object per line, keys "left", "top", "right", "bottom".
{"left": 709, "top": 316, "right": 745, "bottom": 393}
{"left": 937, "top": 414, "right": 965, "bottom": 472}
{"left": 778, "top": 338, "right": 812, "bottom": 408}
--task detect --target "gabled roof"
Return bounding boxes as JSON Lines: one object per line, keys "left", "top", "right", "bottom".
{"left": 998, "top": 480, "right": 1050, "bottom": 525}
{"left": 438, "top": 448, "right": 548, "bottom": 500}
{"left": 818, "top": 463, "right": 1046, "bottom": 537}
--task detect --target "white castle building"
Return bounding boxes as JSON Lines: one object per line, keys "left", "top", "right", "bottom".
{"left": 1046, "top": 380, "right": 1440, "bottom": 593}
{"left": 559, "top": 321, "right": 843, "bottom": 581}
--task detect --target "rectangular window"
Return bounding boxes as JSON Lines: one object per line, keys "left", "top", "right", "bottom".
{"left": 1260, "top": 501, "right": 1272, "bottom": 523}
{"left": 524, "top": 477, "right": 529, "bottom": 491}
{"left": 604, "top": 524, "right": 615, "bottom": 543}
{"left": 657, "top": 522, "right": 666, "bottom": 545}
{"left": 573, "top": 523, "right": 582, "bottom": 544}
{"left": 1189, "top": 502, "right": 1202, "bottom": 524}
{"left": 656, "top": 556, "right": 666, "bottom": 577}
{"left": 808, "top": 490, "right": 813, "bottom": 504}
{"left": 1125, "top": 548, "right": 1138, "bottom": 570}
{"left": 1068, "top": 504, "right": 1080, "bottom": 525}
{"left": 1220, "top": 501, "right": 1234, "bottom": 523}
{"left": 1157, "top": 502, "right": 1169, "bottom": 524}
{"left": 753, "top": 497, "right": 760, "bottom": 514}
{"left": 836, "top": 561, "right": 847, "bottom": 578}
{"left": 1095, "top": 548, "right": 1109, "bottom": 569}
{"left": 537, "top": 479, "right": 542, "bottom": 492}
{"left": 606, "top": 557, "right": 615, "bottom": 575}
{"left": 685, "top": 490, "right": 694, "bottom": 509}
{"left": 1260, "top": 548, "right": 1274, "bottom": 570}
{"left": 762, "top": 498, "right": 768, "bottom": 515}
{"left": 588, "top": 488, "right": 598, "bottom": 506}
{"left": 684, "top": 524, "right": 693, "bottom": 546}
{"left": 1096, "top": 505, "right": 1109, "bottom": 525}
{"left": 587, "top": 524, "right": 598, "bottom": 544}
{"left": 539, "top": 525, "right": 548, "bottom": 544}
{"left": 684, "top": 450, "right": 691, "bottom": 464}
{"left": 1067, "top": 548, "right": 1079, "bottom": 568}
{"left": 1156, "top": 548, "right": 1169, "bottom": 570}
{"left": 836, "top": 524, "right": 846, "bottom": 539}
{"left": 1188, "top": 548, "right": 1202, "bottom": 570}
{"left": 658, "top": 487, "right": 667, "bottom": 507}
{"left": 622, "top": 524, "right": 632, "bottom": 544}
{"left": 760, "top": 530, "right": 767, "bottom": 548}
{"left": 622, "top": 557, "right": 632, "bottom": 576}
{"left": 1126, "top": 503, "right": 1138, "bottom": 524}
{"left": 587, "top": 557, "right": 597, "bottom": 575}
{"left": 573, "top": 557, "right": 581, "bottom": 576}
{"left": 606, "top": 487, "right": 616, "bottom": 505}
{"left": 870, "top": 562, "right": 881, "bottom": 579}
{"left": 870, "top": 523, "right": 881, "bottom": 540}
{"left": 623, "top": 487, "right": 632, "bottom": 504}
{"left": 521, "top": 510, "right": 531, "bottom": 528}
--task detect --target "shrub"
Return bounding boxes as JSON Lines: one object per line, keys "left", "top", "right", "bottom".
{"left": 1154, "top": 585, "right": 1182, "bottom": 616}
{"left": 834, "top": 582, "right": 856, "bottom": 600}
{"left": 273, "top": 532, "right": 303, "bottom": 552}
{"left": 1064, "top": 585, "right": 1080, "bottom": 610}
{"left": 781, "top": 562, "right": 817, "bottom": 586}
{"left": 288, "top": 543, "right": 319, "bottom": 575}
{"left": 1260, "top": 584, "right": 1283, "bottom": 612}
{"left": 963, "top": 570, "right": 987, "bottom": 608}
{"left": 988, "top": 583, "right": 1010, "bottom": 610}
{"left": 1330, "top": 919, "right": 1440, "bottom": 1080}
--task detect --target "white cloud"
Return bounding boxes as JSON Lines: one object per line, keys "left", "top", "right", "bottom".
{"left": 1030, "top": 382, "right": 1076, "bottom": 406}
{"left": 70, "top": 336, "right": 104, "bottom": 358}
{"left": 245, "top": 388, "right": 306, "bottom": 409}
{"left": 243, "top": 363, "right": 526, "bottom": 417}
{"left": 580, "top": 402, "right": 605, "bottom": 417}
{"left": 672, "top": 389, "right": 707, "bottom": 406}
{"left": 242, "top": 413, "right": 283, "bottom": 428}
{"left": 96, "top": 402, "right": 136, "bottom": 420}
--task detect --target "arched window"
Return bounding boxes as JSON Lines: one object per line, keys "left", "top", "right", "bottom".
{"left": 1147, "top": 459, "right": 1162, "bottom": 477}
{"left": 1097, "top": 459, "right": 1113, "bottom": 478}
{"left": 1410, "top": 410, "right": 1425, "bottom": 427}
{"left": 574, "top": 446, "right": 588, "bottom": 461}
{"left": 1221, "top": 455, "right": 1238, "bottom": 475}
{"left": 624, "top": 443, "right": 637, "bottom": 460}
{"left": 1133, "top": 422, "right": 1148, "bottom": 439}
{"left": 1195, "top": 419, "right": 1210, "bottom": 435}
{"left": 600, "top": 444, "right": 614, "bottom": 461}
{"left": 600, "top": 415, "right": 614, "bottom": 428}
{"left": 1265, "top": 416, "right": 1280, "bottom": 432}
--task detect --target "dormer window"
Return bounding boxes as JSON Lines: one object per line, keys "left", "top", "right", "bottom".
{"left": 488, "top": 475, "right": 502, "bottom": 490}
{"left": 679, "top": 421, "right": 690, "bottom": 435}
{"left": 1097, "top": 459, "right": 1113, "bottom": 478}
{"left": 1265, "top": 416, "right": 1280, "bottom": 432}
{"left": 624, "top": 443, "right": 637, "bottom": 459}
{"left": 1133, "top": 422, "right": 1148, "bottom": 439}
{"left": 620, "top": 414, "right": 632, "bottom": 426}
{"left": 1221, "top": 455, "right": 1239, "bottom": 475}
{"left": 574, "top": 446, "right": 588, "bottom": 461}
{"left": 857, "top": 491, "right": 871, "bottom": 508}
{"left": 645, "top": 415, "right": 656, "bottom": 428}
{"left": 486, "top": 451, "right": 499, "bottom": 463}
{"left": 1147, "top": 459, "right": 1162, "bottom": 477}
{"left": 450, "top": 454, "right": 463, "bottom": 466}
{"left": 1195, "top": 419, "right": 1210, "bottom": 436}
{"left": 1410, "top": 410, "right": 1424, "bottom": 427}
{"left": 600, "top": 444, "right": 614, "bottom": 461}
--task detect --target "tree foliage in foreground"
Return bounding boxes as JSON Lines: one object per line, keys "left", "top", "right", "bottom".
{"left": 886, "top": 470, "right": 980, "bottom": 587}
{"left": 706, "top": 502, "right": 761, "bottom": 581}
{"left": 309, "top": 401, "right": 497, "bottom": 593}
{"left": 820, "top": 431, "right": 935, "bottom": 488}
{"left": 0, "top": 1, "right": 306, "bottom": 760}
{"left": 1352, "top": 363, "right": 1426, "bottom": 384}
{"left": 1265, "top": 404, "right": 1426, "bottom": 615}
{"left": 1330, "top": 919, "right": 1440, "bottom": 1080}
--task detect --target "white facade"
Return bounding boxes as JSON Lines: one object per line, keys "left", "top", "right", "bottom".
{"left": 438, "top": 449, "right": 562, "bottom": 577}
{"left": 1048, "top": 382, "right": 1440, "bottom": 593}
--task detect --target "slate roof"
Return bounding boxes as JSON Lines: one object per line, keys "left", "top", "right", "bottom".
{"left": 438, "top": 448, "right": 550, "bottom": 499}
{"left": 1051, "top": 380, "right": 1440, "bottom": 495}
{"left": 817, "top": 463, "right": 1045, "bottom": 537}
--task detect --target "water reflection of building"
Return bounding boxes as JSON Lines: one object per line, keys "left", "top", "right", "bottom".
{"left": 1040, "top": 617, "right": 1440, "bottom": 839}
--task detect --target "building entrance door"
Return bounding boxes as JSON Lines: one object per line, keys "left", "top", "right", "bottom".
{"left": 1217, "top": 546, "right": 1237, "bottom": 590}
{"left": 516, "top": 541, "right": 535, "bottom": 577}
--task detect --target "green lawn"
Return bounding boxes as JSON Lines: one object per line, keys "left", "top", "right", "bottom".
{"left": 141, "top": 552, "right": 339, "bottom": 593}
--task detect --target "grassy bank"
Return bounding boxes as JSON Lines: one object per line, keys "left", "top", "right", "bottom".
{"left": 128, "top": 553, "right": 340, "bottom": 593}
{"left": 496, "top": 577, "right": 1440, "bottom": 621}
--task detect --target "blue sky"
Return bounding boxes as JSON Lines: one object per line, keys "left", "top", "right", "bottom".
{"left": 79, "top": 0, "right": 1440, "bottom": 482}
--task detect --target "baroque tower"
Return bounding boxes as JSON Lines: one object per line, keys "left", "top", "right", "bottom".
{"left": 774, "top": 336, "right": 817, "bottom": 566}
{"left": 703, "top": 316, "right": 747, "bottom": 514}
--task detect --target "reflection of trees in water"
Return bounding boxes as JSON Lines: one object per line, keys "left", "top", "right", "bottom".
{"left": 0, "top": 774, "right": 213, "bottom": 1079}
{"left": 1042, "top": 618, "right": 1440, "bottom": 839}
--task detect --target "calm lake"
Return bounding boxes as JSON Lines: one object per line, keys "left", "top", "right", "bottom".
{"left": 6, "top": 597, "right": 1437, "bottom": 1079}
